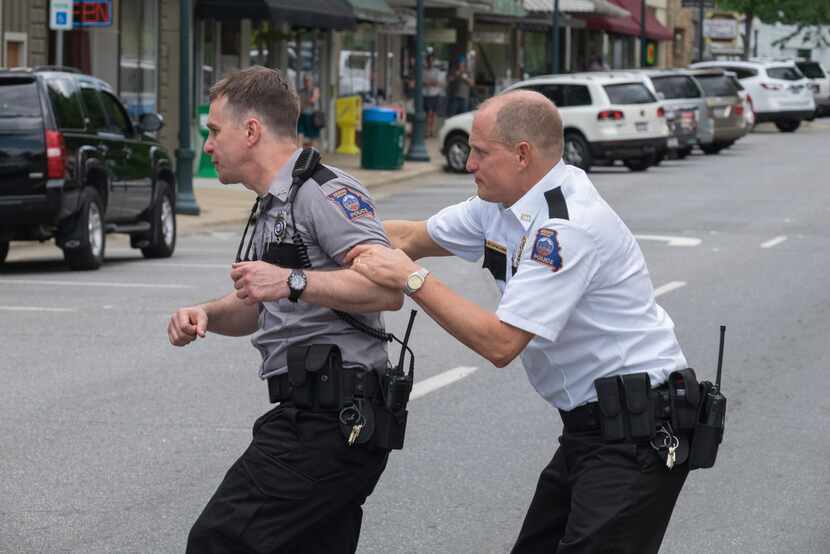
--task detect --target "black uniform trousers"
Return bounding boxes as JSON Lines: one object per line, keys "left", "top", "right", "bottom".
{"left": 511, "top": 429, "right": 689, "bottom": 554}
{"left": 186, "top": 403, "right": 389, "bottom": 554}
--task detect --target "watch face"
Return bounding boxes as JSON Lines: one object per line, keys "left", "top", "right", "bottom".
{"left": 289, "top": 271, "right": 306, "bottom": 289}
{"left": 407, "top": 274, "right": 423, "bottom": 290}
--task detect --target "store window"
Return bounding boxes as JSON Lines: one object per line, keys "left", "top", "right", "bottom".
{"left": 120, "top": 0, "right": 159, "bottom": 119}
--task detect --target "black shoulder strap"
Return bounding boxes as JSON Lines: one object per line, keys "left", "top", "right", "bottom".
{"left": 289, "top": 148, "right": 337, "bottom": 202}
{"left": 544, "top": 187, "right": 569, "bottom": 220}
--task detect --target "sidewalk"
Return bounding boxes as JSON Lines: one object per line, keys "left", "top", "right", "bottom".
{"left": 180, "top": 136, "right": 445, "bottom": 234}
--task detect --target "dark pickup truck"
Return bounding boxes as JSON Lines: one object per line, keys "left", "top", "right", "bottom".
{"left": 0, "top": 67, "right": 176, "bottom": 270}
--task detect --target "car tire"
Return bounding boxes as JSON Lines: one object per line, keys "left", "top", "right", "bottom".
{"left": 700, "top": 144, "right": 722, "bottom": 155}
{"left": 444, "top": 134, "right": 470, "bottom": 173}
{"left": 652, "top": 151, "right": 665, "bottom": 166}
{"left": 563, "top": 131, "right": 592, "bottom": 172}
{"left": 0, "top": 241, "right": 8, "bottom": 264}
{"left": 675, "top": 147, "right": 691, "bottom": 159}
{"left": 775, "top": 120, "right": 800, "bottom": 132}
{"left": 141, "top": 180, "right": 177, "bottom": 259}
{"left": 63, "top": 187, "right": 106, "bottom": 271}
{"left": 623, "top": 157, "right": 650, "bottom": 172}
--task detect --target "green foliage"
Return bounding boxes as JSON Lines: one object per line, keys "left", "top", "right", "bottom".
{"left": 717, "top": 0, "right": 830, "bottom": 25}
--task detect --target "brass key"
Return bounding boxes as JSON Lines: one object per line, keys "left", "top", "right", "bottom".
{"left": 348, "top": 424, "right": 363, "bottom": 446}
{"left": 666, "top": 443, "right": 677, "bottom": 469}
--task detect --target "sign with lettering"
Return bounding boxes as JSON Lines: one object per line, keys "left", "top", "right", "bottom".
{"left": 50, "top": 0, "right": 74, "bottom": 31}
{"left": 73, "top": 0, "right": 113, "bottom": 28}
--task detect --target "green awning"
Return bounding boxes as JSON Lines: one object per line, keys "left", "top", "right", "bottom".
{"left": 348, "top": 0, "right": 399, "bottom": 23}
{"left": 490, "top": 0, "right": 526, "bottom": 17}
{"left": 195, "top": 0, "right": 357, "bottom": 30}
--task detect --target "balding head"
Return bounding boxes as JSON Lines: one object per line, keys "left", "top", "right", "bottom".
{"left": 478, "top": 90, "right": 563, "bottom": 160}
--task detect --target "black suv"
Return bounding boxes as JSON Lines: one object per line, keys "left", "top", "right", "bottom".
{"left": 0, "top": 67, "right": 176, "bottom": 270}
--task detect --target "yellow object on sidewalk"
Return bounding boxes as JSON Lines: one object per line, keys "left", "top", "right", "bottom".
{"left": 336, "top": 95, "right": 362, "bottom": 155}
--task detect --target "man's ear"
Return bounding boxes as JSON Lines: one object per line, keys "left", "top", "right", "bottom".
{"left": 516, "top": 141, "right": 532, "bottom": 170}
{"left": 245, "top": 118, "right": 262, "bottom": 146}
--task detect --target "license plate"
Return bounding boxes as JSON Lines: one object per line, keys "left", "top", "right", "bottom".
{"left": 667, "top": 137, "right": 679, "bottom": 148}
{"left": 714, "top": 106, "right": 730, "bottom": 118}
{"left": 635, "top": 122, "right": 648, "bottom": 132}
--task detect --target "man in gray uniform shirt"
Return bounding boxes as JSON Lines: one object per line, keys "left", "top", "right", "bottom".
{"left": 167, "top": 66, "right": 403, "bottom": 554}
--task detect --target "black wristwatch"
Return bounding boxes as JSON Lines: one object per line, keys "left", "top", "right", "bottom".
{"left": 287, "top": 269, "right": 307, "bottom": 303}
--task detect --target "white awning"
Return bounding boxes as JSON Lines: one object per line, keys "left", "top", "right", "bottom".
{"left": 523, "top": 0, "right": 629, "bottom": 17}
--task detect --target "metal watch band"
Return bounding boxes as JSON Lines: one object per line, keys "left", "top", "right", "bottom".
{"left": 403, "top": 267, "right": 430, "bottom": 296}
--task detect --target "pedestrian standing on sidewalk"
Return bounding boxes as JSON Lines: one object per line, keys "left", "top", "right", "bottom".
{"left": 297, "top": 73, "right": 321, "bottom": 148}
{"left": 423, "top": 51, "right": 444, "bottom": 137}
{"left": 167, "top": 65, "right": 403, "bottom": 554}
{"left": 345, "top": 89, "right": 693, "bottom": 554}
{"left": 446, "top": 56, "right": 474, "bottom": 117}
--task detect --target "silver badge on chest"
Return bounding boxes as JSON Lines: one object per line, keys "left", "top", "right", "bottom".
{"left": 273, "top": 212, "right": 288, "bottom": 243}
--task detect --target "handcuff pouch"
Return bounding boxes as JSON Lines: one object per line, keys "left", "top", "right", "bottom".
{"left": 594, "top": 376, "right": 626, "bottom": 442}
{"left": 620, "top": 373, "right": 655, "bottom": 440}
{"left": 668, "top": 368, "right": 700, "bottom": 432}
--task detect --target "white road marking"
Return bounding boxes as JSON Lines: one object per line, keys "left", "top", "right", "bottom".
{"left": 410, "top": 366, "right": 479, "bottom": 401}
{"left": 761, "top": 235, "right": 787, "bottom": 249}
{"left": 144, "top": 262, "right": 229, "bottom": 269}
{"left": 634, "top": 234, "right": 702, "bottom": 247}
{"left": 654, "top": 281, "right": 687, "bottom": 297}
{"left": 0, "top": 279, "right": 192, "bottom": 289}
{"left": 0, "top": 306, "right": 75, "bottom": 312}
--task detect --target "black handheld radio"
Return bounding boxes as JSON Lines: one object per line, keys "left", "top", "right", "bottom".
{"left": 690, "top": 325, "right": 728, "bottom": 470}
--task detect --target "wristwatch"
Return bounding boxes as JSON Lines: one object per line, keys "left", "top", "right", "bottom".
{"left": 287, "top": 269, "right": 308, "bottom": 303}
{"left": 403, "top": 267, "right": 430, "bottom": 296}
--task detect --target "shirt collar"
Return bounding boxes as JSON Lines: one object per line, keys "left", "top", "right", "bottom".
{"left": 507, "top": 159, "right": 568, "bottom": 231}
{"left": 266, "top": 148, "right": 303, "bottom": 201}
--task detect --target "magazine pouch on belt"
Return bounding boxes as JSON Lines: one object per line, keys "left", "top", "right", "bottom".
{"left": 668, "top": 368, "right": 700, "bottom": 432}
{"left": 595, "top": 376, "right": 626, "bottom": 441}
{"left": 286, "top": 344, "right": 342, "bottom": 410}
{"left": 621, "top": 373, "right": 655, "bottom": 440}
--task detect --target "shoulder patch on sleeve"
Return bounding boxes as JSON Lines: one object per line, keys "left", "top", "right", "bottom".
{"left": 327, "top": 187, "right": 375, "bottom": 221}
{"left": 531, "top": 228, "right": 563, "bottom": 272}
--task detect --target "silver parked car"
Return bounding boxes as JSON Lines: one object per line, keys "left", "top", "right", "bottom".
{"left": 641, "top": 69, "right": 707, "bottom": 159}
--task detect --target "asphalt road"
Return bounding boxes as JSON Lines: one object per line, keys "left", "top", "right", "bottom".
{"left": 2, "top": 121, "right": 829, "bottom": 553}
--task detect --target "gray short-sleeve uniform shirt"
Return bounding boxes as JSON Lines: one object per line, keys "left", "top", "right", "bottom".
{"left": 250, "top": 149, "right": 391, "bottom": 378}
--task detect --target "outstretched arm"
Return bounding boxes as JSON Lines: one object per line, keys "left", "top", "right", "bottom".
{"left": 384, "top": 220, "right": 452, "bottom": 260}
{"left": 168, "top": 292, "right": 258, "bottom": 346}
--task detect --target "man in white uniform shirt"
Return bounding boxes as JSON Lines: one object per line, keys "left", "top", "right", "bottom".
{"left": 346, "top": 90, "right": 691, "bottom": 553}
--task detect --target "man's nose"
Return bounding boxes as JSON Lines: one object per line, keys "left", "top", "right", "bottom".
{"left": 204, "top": 139, "right": 213, "bottom": 155}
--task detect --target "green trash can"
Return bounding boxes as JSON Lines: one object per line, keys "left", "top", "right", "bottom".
{"left": 196, "top": 104, "right": 217, "bottom": 178}
{"left": 361, "top": 107, "right": 404, "bottom": 170}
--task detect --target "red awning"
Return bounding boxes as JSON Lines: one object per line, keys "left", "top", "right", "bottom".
{"left": 581, "top": 0, "right": 673, "bottom": 41}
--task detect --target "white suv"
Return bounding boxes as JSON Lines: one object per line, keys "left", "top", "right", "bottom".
{"left": 439, "top": 72, "right": 669, "bottom": 173}
{"left": 690, "top": 60, "right": 815, "bottom": 132}
{"left": 794, "top": 61, "right": 830, "bottom": 117}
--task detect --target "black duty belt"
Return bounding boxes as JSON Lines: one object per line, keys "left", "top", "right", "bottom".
{"left": 267, "top": 366, "right": 381, "bottom": 406}
{"left": 559, "top": 382, "right": 671, "bottom": 434}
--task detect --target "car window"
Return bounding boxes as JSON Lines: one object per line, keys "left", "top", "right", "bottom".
{"left": 650, "top": 75, "right": 701, "bottom": 99}
{"left": 563, "top": 85, "right": 592, "bottom": 107}
{"left": 520, "top": 84, "right": 565, "bottom": 106}
{"left": 795, "top": 62, "right": 825, "bottom": 79}
{"left": 79, "top": 87, "right": 109, "bottom": 132}
{"left": 46, "top": 78, "right": 85, "bottom": 130}
{"left": 0, "top": 79, "right": 41, "bottom": 117}
{"left": 603, "top": 83, "right": 656, "bottom": 105}
{"left": 766, "top": 66, "right": 803, "bottom": 81}
{"left": 695, "top": 75, "right": 738, "bottom": 97}
{"left": 99, "top": 91, "right": 134, "bottom": 136}
{"left": 732, "top": 67, "right": 758, "bottom": 79}
{"left": 728, "top": 76, "right": 745, "bottom": 91}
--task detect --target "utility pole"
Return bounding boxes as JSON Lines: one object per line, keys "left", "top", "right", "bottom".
{"left": 640, "top": 0, "right": 647, "bottom": 67}
{"left": 406, "top": 0, "right": 430, "bottom": 162}
{"left": 551, "top": 0, "right": 560, "bottom": 74}
{"left": 176, "top": 0, "right": 200, "bottom": 215}
{"left": 697, "top": 0, "right": 705, "bottom": 62}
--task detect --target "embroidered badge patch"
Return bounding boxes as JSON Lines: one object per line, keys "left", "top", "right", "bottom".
{"left": 273, "top": 212, "right": 287, "bottom": 242}
{"left": 531, "top": 228, "right": 563, "bottom": 272}
{"left": 328, "top": 188, "right": 375, "bottom": 221}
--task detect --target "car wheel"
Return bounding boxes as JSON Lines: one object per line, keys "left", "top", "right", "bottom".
{"left": 775, "top": 120, "right": 800, "bottom": 132}
{"left": 0, "top": 241, "right": 8, "bottom": 264}
{"left": 700, "top": 144, "right": 722, "bottom": 155}
{"left": 63, "top": 187, "right": 106, "bottom": 271}
{"left": 563, "top": 132, "right": 592, "bottom": 172}
{"left": 623, "top": 157, "right": 650, "bottom": 172}
{"left": 652, "top": 151, "right": 665, "bottom": 166}
{"left": 675, "top": 147, "right": 691, "bottom": 159}
{"left": 444, "top": 134, "right": 470, "bottom": 173}
{"left": 141, "top": 181, "right": 177, "bottom": 259}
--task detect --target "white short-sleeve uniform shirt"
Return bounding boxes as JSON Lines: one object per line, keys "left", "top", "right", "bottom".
{"left": 427, "top": 161, "right": 687, "bottom": 411}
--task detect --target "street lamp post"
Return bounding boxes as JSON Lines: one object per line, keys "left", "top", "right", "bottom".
{"left": 697, "top": 0, "right": 705, "bottom": 62}
{"left": 551, "top": 0, "right": 560, "bottom": 74}
{"left": 176, "top": 0, "right": 200, "bottom": 215}
{"left": 640, "top": 0, "right": 647, "bottom": 68}
{"left": 406, "top": 0, "right": 430, "bottom": 162}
